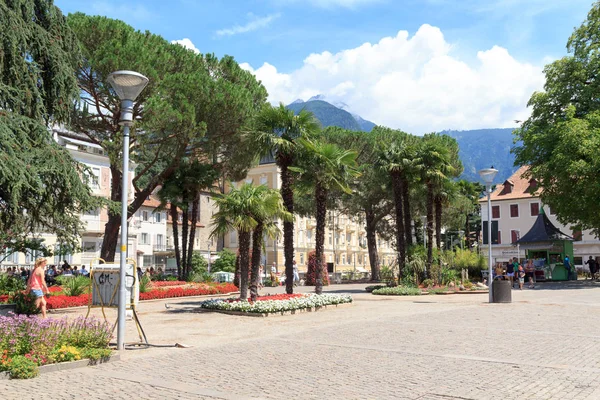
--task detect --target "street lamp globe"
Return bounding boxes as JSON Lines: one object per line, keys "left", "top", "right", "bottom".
{"left": 107, "top": 71, "right": 149, "bottom": 126}
{"left": 478, "top": 167, "right": 499, "bottom": 186}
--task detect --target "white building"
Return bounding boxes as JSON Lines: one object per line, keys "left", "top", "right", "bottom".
{"left": 479, "top": 166, "right": 600, "bottom": 267}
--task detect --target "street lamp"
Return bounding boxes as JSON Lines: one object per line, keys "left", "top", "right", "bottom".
{"left": 478, "top": 166, "right": 498, "bottom": 303}
{"left": 107, "top": 70, "right": 149, "bottom": 351}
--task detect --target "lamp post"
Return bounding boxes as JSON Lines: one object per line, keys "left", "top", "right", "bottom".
{"left": 207, "top": 240, "right": 213, "bottom": 273}
{"left": 478, "top": 167, "right": 498, "bottom": 303}
{"left": 107, "top": 70, "right": 149, "bottom": 351}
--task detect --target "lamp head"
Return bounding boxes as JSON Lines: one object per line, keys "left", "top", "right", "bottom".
{"left": 107, "top": 71, "right": 149, "bottom": 101}
{"left": 478, "top": 166, "right": 498, "bottom": 185}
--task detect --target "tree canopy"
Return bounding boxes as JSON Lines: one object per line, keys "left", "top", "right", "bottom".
{"left": 0, "top": 0, "right": 95, "bottom": 254}
{"left": 513, "top": 2, "right": 600, "bottom": 233}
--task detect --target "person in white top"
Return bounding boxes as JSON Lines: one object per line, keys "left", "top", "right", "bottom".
{"left": 293, "top": 260, "right": 299, "bottom": 286}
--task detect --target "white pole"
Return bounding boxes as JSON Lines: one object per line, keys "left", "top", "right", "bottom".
{"left": 487, "top": 185, "right": 493, "bottom": 303}
{"left": 117, "top": 122, "right": 130, "bottom": 351}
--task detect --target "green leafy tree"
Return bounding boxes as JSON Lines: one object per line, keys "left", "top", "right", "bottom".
{"left": 212, "top": 249, "right": 236, "bottom": 273}
{"left": 0, "top": 1, "right": 95, "bottom": 254}
{"left": 256, "top": 103, "right": 320, "bottom": 294}
{"left": 513, "top": 2, "right": 600, "bottom": 233}
{"left": 290, "top": 139, "right": 360, "bottom": 294}
{"left": 67, "top": 14, "right": 267, "bottom": 261}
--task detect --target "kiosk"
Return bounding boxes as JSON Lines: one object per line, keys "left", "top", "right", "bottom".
{"left": 516, "top": 210, "right": 574, "bottom": 281}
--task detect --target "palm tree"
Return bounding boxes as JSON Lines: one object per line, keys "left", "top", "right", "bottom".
{"left": 255, "top": 103, "right": 320, "bottom": 294}
{"left": 415, "top": 136, "right": 453, "bottom": 274}
{"left": 377, "top": 131, "right": 417, "bottom": 278}
{"left": 290, "top": 138, "right": 360, "bottom": 294}
{"left": 248, "top": 187, "right": 292, "bottom": 301}
{"left": 211, "top": 183, "right": 279, "bottom": 300}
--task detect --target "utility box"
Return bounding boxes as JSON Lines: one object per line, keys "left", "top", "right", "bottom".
{"left": 91, "top": 263, "right": 139, "bottom": 309}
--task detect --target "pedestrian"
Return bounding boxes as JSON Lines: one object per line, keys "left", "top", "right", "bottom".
{"left": 293, "top": 260, "right": 299, "bottom": 286}
{"left": 258, "top": 265, "right": 264, "bottom": 289}
{"left": 517, "top": 264, "right": 526, "bottom": 290}
{"left": 506, "top": 258, "right": 515, "bottom": 288}
{"left": 270, "top": 262, "right": 276, "bottom": 282}
{"left": 62, "top": 260, "right": 70, "bottom": 271}
{"left": 585, "top": 256, "right": 596, "bottom": 280}
{"left": 563, "top": 255, "right": 572, "bottom": 280}
{"left": 525, "top": 259, "right": 535, "bottom": 289}
{"left": 25, "top": 258, "right": 50, "bottom": 318}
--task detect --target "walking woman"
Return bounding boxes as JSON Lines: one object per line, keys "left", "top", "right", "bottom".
{"left": 25, "top": 258, "right": 50, "bottom": 318}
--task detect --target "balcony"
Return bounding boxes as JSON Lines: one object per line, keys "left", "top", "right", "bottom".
{"left": 153, "top": 244, "right": 169, "bottom": 252}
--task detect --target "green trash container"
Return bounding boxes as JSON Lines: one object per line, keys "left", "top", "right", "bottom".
{"left": 492, "top": 279, "right": 512, "bottom": 303}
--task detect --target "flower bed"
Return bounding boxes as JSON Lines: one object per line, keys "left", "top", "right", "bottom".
{"left": 0, "top": 315, "right": 112, "bottom": 379}
{"left": 200, "top": 293, "right": 353, "bottom": 314}
{"left": 372, "top": 286, "right": 422, "bottom": 296}
{"left": 149, "top": 281, "right": 188, "bottom": 288}
{"left": 139, "top": 283, "right": 237, "bottom": 301}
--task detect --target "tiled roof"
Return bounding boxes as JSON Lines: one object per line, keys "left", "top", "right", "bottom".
{"left": 479, "top": 165, "right": 538, "bottom": 202}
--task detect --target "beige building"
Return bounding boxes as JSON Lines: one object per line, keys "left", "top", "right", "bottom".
{"left": 479, "top": 166, "right": 600, "bottom": 267}
{"left": 223, "top": 158, "right": 396, "bottom": 273}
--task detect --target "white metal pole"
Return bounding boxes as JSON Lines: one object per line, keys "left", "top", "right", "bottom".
{"left": 487, "top": 185, "right": 493, "bottom": 303}
{"left": 117, "top": 123, "right": 130, "bottom": 351}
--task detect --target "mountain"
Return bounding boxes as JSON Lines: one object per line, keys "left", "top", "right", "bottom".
{"left": 287, "top": 98, "right": 518, "bottom": 183}
{"left": 287, "top": 98, "right": 376, "bottom": 132}
{"left": 443, "top": 128, "right": 518, "bottom": 183}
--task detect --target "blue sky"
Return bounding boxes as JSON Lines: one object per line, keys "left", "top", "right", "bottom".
{"left": 55, "top": 0, "right": 595, "bottom": 133}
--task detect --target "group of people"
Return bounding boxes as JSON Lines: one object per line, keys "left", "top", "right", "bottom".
{"left": 3, "top": 260, "right": 89, "bottom": 286}
{"left": 495, "top": 258, "right": 536, "bottom": 290}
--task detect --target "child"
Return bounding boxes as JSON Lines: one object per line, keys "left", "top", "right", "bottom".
{"left": 517, "top": 265, "right": 526, "bottom": 290}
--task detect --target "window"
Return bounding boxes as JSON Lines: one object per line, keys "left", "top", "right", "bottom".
{"left": 572, "top": 227, "right": 582, "bottom": 242}
{"left": 346, "top": 233, "right": 351, "bottom": 244}
{"left": 156, "top": 234, "right": 164, "bottom": 246}
{"left": 83, "top": 242, "right": 96, "bottom": 252}
{"left": 245, "top": 178, "right": 253, "bottom": 184}
{"left": 530, "top": 203, "right": 540, "bottom": 217}
{"left": 230, "top": 231, "right": 237, "bottom": 245}
{"left": 300, "top": 253, "right": 305, "bottom": 265}
{"left": 143, "top": 255, "right": 153, "bottom": 266}
{"left": 307, "top": 230, "right": 312, "bottom": 241}
{"left": 342, "top": 254, "right": 346, "bottom": 264}
{"left": 87, "top": 167, "right": 100, "bottom": 189}
{"left": 492, "top": 205, "right": 500, "bottom": 219}
{"left": 574, "top": 257, "right": 583, "bottom": 266}
{"left": 259, "top": 175, "right": 267, "bottom": 185}
{"left": 84, "top": 208, "right": 99, "bottom": 217}
{"left": 140, "top": 233, "right": 149, "bottom": 245}
{"left": 328, "top": 233, "right": 332, "bottom": 245}
{"left": 511, "top": 230, "right": 520, "bottom": 244}
{"left": 154, "top": 212, "right": 162, "bottom": 223}
{"left": 549, "top": 206, "right": 556, "bottom": 215}
{"left": 510, "top": 204, "right": 519, "bottom": 218}
{"left": 142, "top": 211, "right": 149, "bottom": 222}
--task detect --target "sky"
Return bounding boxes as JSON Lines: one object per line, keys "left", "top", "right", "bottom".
{"left": 56, "top": 0, "right": 594, "bottom": 134}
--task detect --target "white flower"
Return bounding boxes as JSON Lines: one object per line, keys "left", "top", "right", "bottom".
{"left": 199, "top": 294, "right": 352, "bottom": 313}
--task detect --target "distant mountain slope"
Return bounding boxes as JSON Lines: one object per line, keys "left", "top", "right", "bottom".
{"left": 287, "top": 100, "right": 363, "bottom": 131}
{"left": 443, "top": 128, "right": 519, "bottom": 183}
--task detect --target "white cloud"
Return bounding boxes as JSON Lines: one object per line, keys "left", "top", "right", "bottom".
{"left": 242, "top": 24, "right": 545, "bottom": 134}
{"left": 171, "top": 38, "right": 200, "bottom": 54}
{"left": 216, "top": 13, "right": 281, "bottom": 37}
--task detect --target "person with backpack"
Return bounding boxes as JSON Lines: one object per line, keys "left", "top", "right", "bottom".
{"left": 564, "top": 255, "right": 572, "bottom": 280}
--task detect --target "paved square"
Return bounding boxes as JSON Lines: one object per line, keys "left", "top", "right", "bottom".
{"left": 3, "top": 281, "right": 600, "bottom": 399}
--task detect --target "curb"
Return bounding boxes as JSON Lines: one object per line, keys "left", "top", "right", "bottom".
{"left": 203, "top": 301, "right": 353, "bottom": 317}
{"left": 0, "top": 354, "right": 120, "bottom": 380}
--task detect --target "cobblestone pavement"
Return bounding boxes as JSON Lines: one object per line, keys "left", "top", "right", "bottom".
{"left": 3, "top": 281, "right": 600, "bottom": 399}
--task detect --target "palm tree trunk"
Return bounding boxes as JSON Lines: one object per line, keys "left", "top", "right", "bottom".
{"left": 234, "top": 254, "right": 241, "bottom": 288}
{"left": 250, "top": 223, "right": 263, "bottom": 302}
{"left": 426, "top": 182, "right": 435, "bottom": 275}
{"left": 391, "top": 172, "right": 406, "bottom": 278}
{"left": 279, "top": 161, "right": 295, "bottom": 295}
{"left": 365, "top": 207, "right": 380, "bottom": 281}
{"left": 185, "top": 194, "right": 200, "bottom": 280}
{"left": 434, "top": 194, "right": 442, "bottom": 250}
{"left": 315, "top": 182, "right": 327, "bottom": 295}
{"left": 181, "top": 207, "right": 189, "bottom": 281}
{"left": 170, "top": 204, "right": 181, "bottom": 279}
{"left": 401, "top": 176, "right": 412, "bottom": 246}
{"left": 238, "top": 231, "right": 251, "bottom": 300}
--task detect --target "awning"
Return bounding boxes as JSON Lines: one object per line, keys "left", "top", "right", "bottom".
{"left": 62, "top": 136, "right": 103, "bottom": 149}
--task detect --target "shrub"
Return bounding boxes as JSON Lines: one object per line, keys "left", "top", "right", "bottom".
{"left": 80, "top": 347, "right": 112, "bottom": 361}
{"left": 10, "top": 292, "right": 40, "bottom": 316}
{"left": 305, "top": 250, "right": 329, "bottom": 286}
{"left": 5, "top": 355, "right": 38, "bottom": 379}
{"left": 380, "top": 265, "right": 395, "bottom": 281}
{"left": 139, "top": 275, "right": 151, "bottom": 293}
{"left": 63, "top": 276, "right": 90, "bottom": 297}
{"left": 190, "top": 251, "right": 208, "bottom": 276}
{"left": 372, "top": 286, "right": 421, "bottom": 296}
{"left": 422, "top": 278, "right": 434, "bottom": 288}
{"left": 212, "top": 249, "right": 236, "bottom": 273}
{"left": 0, "top": 274, "right": 25, "bottom": 295}
{"left": 365, "top": 285, "right": 386, "bottom": 293}
{"left": 440, "top": 268, "right": 460, "bottom": 285}
{"left": 51, "top": 345, "right": 81, "bottom": 363}
{"left": 189, "top": 270, "right": 214, "bottom": 283}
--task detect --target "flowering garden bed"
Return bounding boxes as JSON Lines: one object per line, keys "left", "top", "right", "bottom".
{"left": 199, "top": 293, "right": 353, "bottom": 316}
{"left": 0, "top": 315, "right": 112, "bottom": 379}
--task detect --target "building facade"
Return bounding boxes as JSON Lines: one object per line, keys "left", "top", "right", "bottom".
{"left": 479, "top": 166, "right": 600, "bottom": 267}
